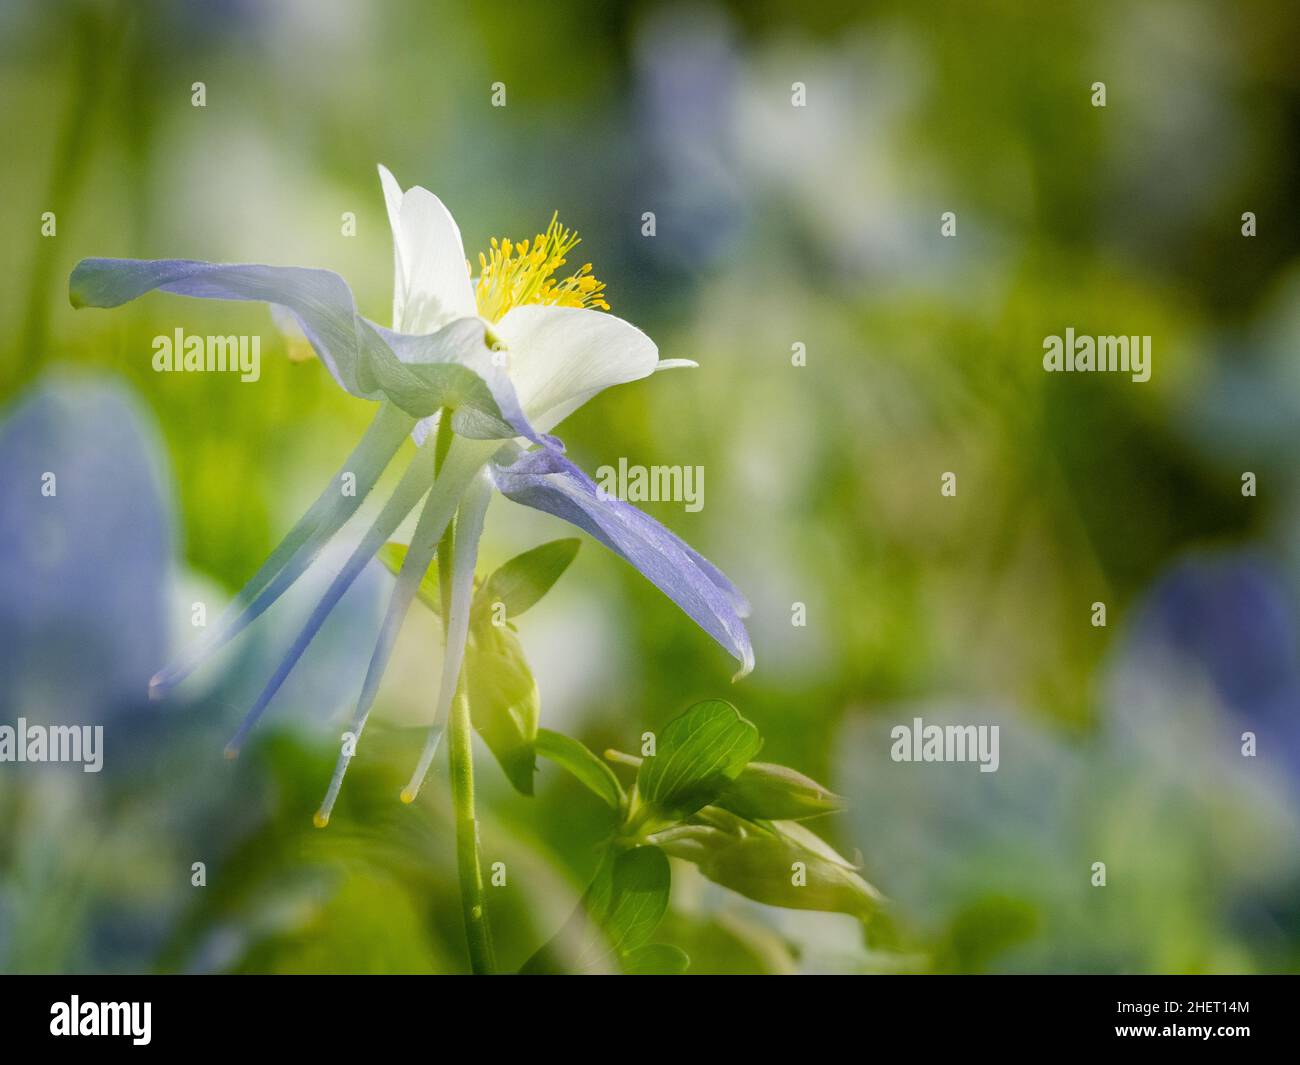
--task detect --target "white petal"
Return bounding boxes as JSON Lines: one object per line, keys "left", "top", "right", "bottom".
{"left": 654, "top": 358, "right": 698, "bottom": 371}
{"left": 496, "top": 304, "right": 658, "bottom": 432}
{"left": 377, "top": 164, "right": 407, "bottom": 330}
{"left": 376, "top": 164, "right": 477, "bottom": 335}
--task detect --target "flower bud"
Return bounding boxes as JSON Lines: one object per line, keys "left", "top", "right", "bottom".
{"left": 651, "top": 813, "right": 882, "bottom": 919}
{"left": 698, "top": 835, "right": 881, "bottom": 919}
{"left": 719, "top": 761, "right": 846, "bottom": 821}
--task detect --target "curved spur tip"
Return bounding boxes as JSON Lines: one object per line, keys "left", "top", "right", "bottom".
{"left": 731, "top": 653, "right": 755, "bottom": 683}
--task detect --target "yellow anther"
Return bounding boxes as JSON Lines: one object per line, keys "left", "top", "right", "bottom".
{"left": 473, "top": 213, "right": 609, "bottom": 321}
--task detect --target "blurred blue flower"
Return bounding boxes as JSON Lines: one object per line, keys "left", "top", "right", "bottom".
{"left": 0, "top": 375, "right": 172, "bottom": 726}
{"left": 1119, "top": 553, "right": 1300, "bottom": 785}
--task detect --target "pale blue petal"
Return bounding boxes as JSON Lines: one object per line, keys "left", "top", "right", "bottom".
{"left": 489, "top": 448, "right": 753, "bottom": 678}
{"left": 315, "top": 439, "right": 495, "bottom": 822}
{"left": 223, "top": 444, "right": 439, "bottom": 755}
{"left": 69, "top": 258, "right": 552, "bottom": 447}
{"left": 404, "top": 467, "right": 494, "bottom": 800}
{"left": 70, "top": 257, "right": 374, "bottom": 397}
{"left": 150, "top": 401, "right": 415, "bottom": 696}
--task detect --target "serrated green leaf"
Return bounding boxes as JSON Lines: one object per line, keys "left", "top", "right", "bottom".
{"left": 378, "top": 541, "right": 442, "bottom": 615}
{"left": 465, "top": 624, "right": 538, "bottom": 795}
{"left": 536, "top": 728, "right": 625, "bottom": 811}
{"left": 637, "top": 700, "right": 762, "bottom": 823}
{"left": 718, "top": 761, "right": 846, "bottom": 821}
{"left": 471, "top": 538, "right": 580, "bottom": 625}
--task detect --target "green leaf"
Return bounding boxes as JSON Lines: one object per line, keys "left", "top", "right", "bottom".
{"left": 636, "top": 700, "right": 762, "bottom": 823}
{"left": 622, "top": 943, "right": 690, "bottom": 975}
{"left": 471, "top": 538, "right": 580, "bottom": 625}
{"left": 718, "top": 761, "right": 846, "bottom": 821}
{"left": 464, "top": 625, "right": 538, "bottom": 795}
{"left": 377, "top": 542, "right": 441, "bottom": 615}
{"left": 602, "top": 846, "right": 672, "bottom": 954}
{"left": 536, "top": 728, "right": 625, "bottom": 811}
{"left": 519, "top": 846, "right": 673, "bottom": 974}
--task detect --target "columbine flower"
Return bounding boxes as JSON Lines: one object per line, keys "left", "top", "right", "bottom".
{"left": 69, "top": 165, "right": 753, "bottom": 823}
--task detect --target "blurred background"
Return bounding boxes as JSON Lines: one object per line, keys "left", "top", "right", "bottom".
{"left": 2, "top": 0, "right": 1300, "bottom": 974}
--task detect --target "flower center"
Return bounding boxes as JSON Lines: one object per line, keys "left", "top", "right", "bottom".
{"left": 472, "top": 213, "right": 609, "bottom": 322}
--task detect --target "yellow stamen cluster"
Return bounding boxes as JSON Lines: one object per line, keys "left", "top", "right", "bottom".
{"left": 472, "top": 213, "right": 609, "bottom": 322}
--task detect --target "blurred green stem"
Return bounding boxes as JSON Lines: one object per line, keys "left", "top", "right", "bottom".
{"left": 12, "top": 8, "right": 118, "bottom": 392}
{"left": 435, "top": 410, "right": 495, "bottom": 975}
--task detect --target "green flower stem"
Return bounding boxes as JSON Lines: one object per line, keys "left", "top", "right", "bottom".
{"left": 435, "top": 410, "right": 496, "bottom": 975}
{"left": 449, "top": 674, "right": 494, "bottom": 973}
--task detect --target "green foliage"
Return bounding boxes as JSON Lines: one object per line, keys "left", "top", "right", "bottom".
{"left": 378, "top": 536, "right": 579, "bottom": 624}
{"left": 464, "top": 624, "right": 539, "bottom": 795}
{"left": 621, "top": 943, "right": 690, "bottom": 975}
{"left": 633, "top": 699, "right": 762, "bottom": 825}
{"left": 379, "top": 541, "right": 442, "bottom": 614}
{"left": 379, "top": 538, "right": 581, "bottom": 796}
{"left": 471, "top": 538, "right": 580, "bottom": 625}
{"left": 369, "top": 551, "right": 874, "bottom": 971}
{"left": 520, "top": 847, "right": 676, "bottom": 974}
{"left": 524, "top": 700, "right": 879, "bottom": 972}
{"left": 934, "top": 896, "right": 1041, "bottom": 974}
{"left": 235, "top": 872, "right": 446, "bottom": 974}
{"left": 719, "top": 761, "right": 847, "bottom": 821}
{"left": 651, "top": 814, "right": 882, "bottom": 920}
{"left": 535, "top": 728, "right": 626, "bottom": 812}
